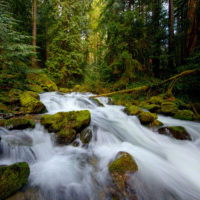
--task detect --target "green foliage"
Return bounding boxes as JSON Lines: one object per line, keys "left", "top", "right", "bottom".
{"left": 0, "top": 1, "right": 34, "bottom": 88}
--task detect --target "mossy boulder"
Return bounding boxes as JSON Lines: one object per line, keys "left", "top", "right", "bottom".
{"left": 26, "top": 84, "right": 44, "bottom": 93}
{"left": 59, "top": 88, "right": 72, "bottom": 93}
{"left": 158, "top": 126, "right": 191, "bottom": 140}
{"left": 149, "top": 95, "right": 165, "bottom": 105}
{"left": 141, "top": 103, "right": 160, "bottom": 113}
{"left": 174, "top": 110, "right": 194, "bottom": 121}
{"left": 4, "top": 118, "right": 35, "bottom": 130}
{"left": 27, "top": 73, "right": 58, "bottom": 92}
{"left": 161, "top": 101, "right": 178, "bottom": 116}
{"left": 19, "top": 91, "right": 47, "bottom": 114}
{"left": 40, "top": 110, "right": 91, "bottom": 144}
{"left": 124, "top": 105, "right": 142, "bottom": 116}
{"left": 0, "top": 162, "right": 30, "bottom": 200}
{"left": 109, "top": 152, "right": 138, "bottom": 193}
{"left": 138, "top": 111, "right": 157, "bottom": 125}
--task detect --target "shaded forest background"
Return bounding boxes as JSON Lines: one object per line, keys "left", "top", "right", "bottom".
{"left": 0, "top": 0, "right": 200, "bottom": 103}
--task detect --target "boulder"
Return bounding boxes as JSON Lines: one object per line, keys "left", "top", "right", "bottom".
{"left": 4, "top": 118, "right": 35, "bottom": 130}
{"left": 149, "top": 95, "right": 165, "bottom": 105}
{"left": 80, "top": 128, "right": 92, "bottom": 144}
{"left": 141, "top": 104, "right": 160, "bottom": 113}
{"left": 40, "top": 110, "right": 91, "bottom": 145}
{"left": 158, "top": 126, "right": 191, "bottom": 140}
{"left": 59, "top": 88, "right": 72, "bottom": 93}
{"left": 109, "top": 152, "right": 138, "bottom": 199}
{"left": 124, "top": 105, "right": 142, "bottom": 116}
{"left": 0, "top": 162, "right": 30, "bottom": 200}
{"left": 161, "top": 101, "right": 178, "bottom": 116}
{"left": 152, "top": 120, "right": 163, "bottom": 127}
{"left": 138, "top": 111, "right": 157, "bottom": 125}
{"left": 174, "top": 110, "right": 194, "bottom": 121}
{"left": 19, "top": 91, "right": 47, "bottom": 114}
{"left": 8, "top": 89, "right": 23, "bottom": 104}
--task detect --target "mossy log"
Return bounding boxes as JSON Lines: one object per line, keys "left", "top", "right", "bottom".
{"left": 92, "top": 69, "right": 200, "bottom": 98}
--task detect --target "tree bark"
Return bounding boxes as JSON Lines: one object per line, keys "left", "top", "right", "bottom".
{"left": 168, "top": 0, "right": 174, "bottom": 68}
{"left": 32, "top": 0, "right": 37, "bottom": 68}
{"left": 186, "top": 0, "right": 199, "bottom": 57}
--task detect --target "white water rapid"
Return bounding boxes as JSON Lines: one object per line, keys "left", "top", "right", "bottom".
{"left": 1, "top": 92, "right": 200, "bottom": 200}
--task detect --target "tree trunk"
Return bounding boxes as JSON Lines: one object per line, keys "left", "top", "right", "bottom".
{"left": 32, "top": 0, "right": 37, "bottom": 68}
{"left": 168, "top": 0, "right": 174, "bottom": 68}
{"left": 186, "top": 0, "right": 199, "bottom": 57}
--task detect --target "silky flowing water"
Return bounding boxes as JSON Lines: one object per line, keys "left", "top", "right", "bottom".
{"left": 0, "top": 92, "right": 200, "bottom": 200}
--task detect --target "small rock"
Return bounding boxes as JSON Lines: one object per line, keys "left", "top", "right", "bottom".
{"left": 80, "top": 128, "right": 92, "bottom": 144}
{"left": 158, "top": 126, "right": 191, "bottom": 140}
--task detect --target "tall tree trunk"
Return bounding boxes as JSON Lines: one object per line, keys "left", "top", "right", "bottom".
{"left": 32, "top": 0, "right": 37, "bottom": 68}
{"left": 168, "top": 0, "right": 174, "bottom": 68}
{"left": 152, "top": 0, "right": 161, "bottom": 77}
{"left": 186, "top": 0, "right": 199, "bottom": 57}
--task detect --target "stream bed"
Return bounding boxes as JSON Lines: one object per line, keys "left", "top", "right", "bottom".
{"left": 0, "top": 92, "right": 200, "bottom": 200}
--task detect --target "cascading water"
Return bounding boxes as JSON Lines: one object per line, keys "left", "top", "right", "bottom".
{"left": 0, "top": 92, "right": 200, "bottom": 200}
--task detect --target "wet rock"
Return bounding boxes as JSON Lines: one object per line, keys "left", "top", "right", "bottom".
{"left": 19, "top": 91, "right": 47, "bottom": 114}
{"left": 4, "top": 118, "right": 35, "bottom": 130}
{"left": 109, "top": 152, "right": 138, "bottom": 199}
{"left": 152, "top": 120, "right": 163, "bottom": 127}
{"left": 158, "top": 126, "right": 191, "bottom": 140}
{"left": 161, "top": 101, "right": 178, "bottom": 116}
{"left": 40, "top": 110, "right": 91, "bottom": 145}
{"left": 138, "top": 111, "right": 157, "bottom": 125}
{"left": 5, "top": 188, "right": 39, "bottom": 200}
{"left": 80, "top": 128, "right": 92, "bottom": 144}
{"left": 174, "top": 110, "right": 194, "bottom": 121}
{"left": 90, "top": 98, "right": 104, "bottom": 107}
{"left": 124, "top": 105, "right": 142, "bottom": 116}
{"left": 0, "top": 162, "right": 30, "bottom": 200}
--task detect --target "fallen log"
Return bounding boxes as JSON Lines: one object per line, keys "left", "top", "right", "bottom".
{"left": 92, "top": 69, "right": 200, "bottom": 98}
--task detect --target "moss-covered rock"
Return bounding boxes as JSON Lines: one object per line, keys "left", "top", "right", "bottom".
{"left": 0, "top": 103, "right": 9, "bottom": 113}
{"left": 109, "top": 152, "right": 138, "bottom": 192}
{"left": 124, "top": 105, "right": 142, "bottom": 116}
{"left": 8, "top": 89, "right": 23, "bottom": 105}
{"left": 19, "top": 91, "right": 46, "bottom": 114}
{"left": 149, "top": 95, "right": 165, "bottom": 105}
{"left": 26, "top": 84, "right": 44, "bottom": 93}
{"left": 141, "top": 103, "right": 160, "bottom": 113}
{"left": 152, "top": 120, "right": 163, "bottom": 127}
{"left": 0, "top": 162, "right": 30, "bottom": 200}
{"left": 40, "top": 110, "right": 91, "bottom": 144}
{"left": 138, "top": 111, "right": 157, "bottom": 125}
{"left": 59, "top": 88, "right": 72, "bottom": 93}
{"left": 4, "top": 118, "right": 35, "bottom": 130}
{"left": 158, "top": 126, "right": 191, "bottom": 140}
{"left": 27, "top": 73, "right": 58, "bottom": 92}
{"left": 174, "top": 110, "right": 194, "bottom": 121}
{"left": 161, "top": 101, "right": 178, "bottom": 116}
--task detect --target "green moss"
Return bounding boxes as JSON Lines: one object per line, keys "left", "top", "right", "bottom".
{"left": 140, "top": 103, "right": 160, "bottom": 112}
{"left": 40, "top": 110, "right": 91, "bottom": 144}
{"left": 149, "top": 95, "right": 166, "bottom": 105}
{"left": 59, "top": 88, "right": 72, "bottom": 93}
{"left": 5, "top": 118, "right": 35, "bottom": 130}
{"left": 124, "top": 105, "right": 142, "bottom": 115}
{"left": 0, "top": 162, "right": 30, "bottom": 200}
{"left": 27, "top": 73, "right": 58, "bottom": 92}
{"left": 0, "top": 103, "right": 9, "bottom": 113}
{"left": 138, "top": 111, "right": 157, "bottom": 125}
{"left": 109, "top": 153, "right": 138, "bottom": 175}
{"left": 27, "top": 84, "right": 44, "bottom": 93}
{"left": 174, "top": 110, "right": 194, "bottom": 121}
{"left": 19, "top": 91, "right": 46, "bottom": 114}
{"left": 153, "top": 120, "right": 163, "bottom": 127}
{"left": 161, "top": 101, "right": 178, "bottom": 116}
